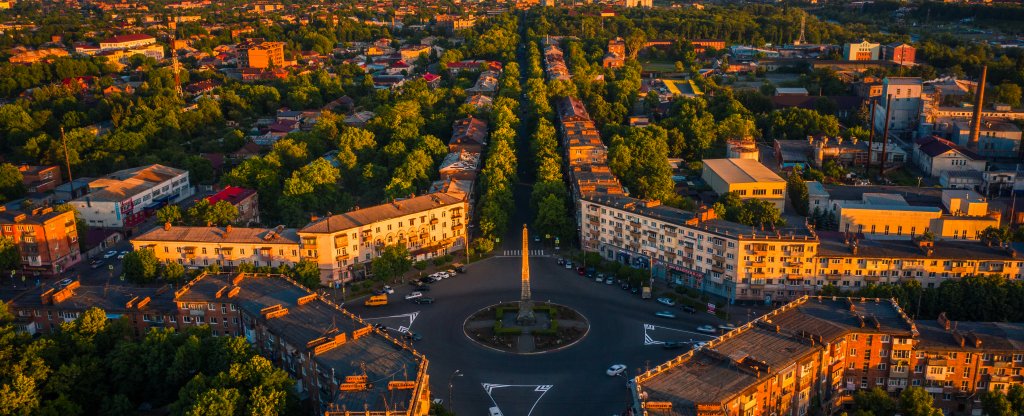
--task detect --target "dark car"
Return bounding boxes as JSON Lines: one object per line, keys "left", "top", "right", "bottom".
{"left": 413, "top": 297, "right": 434, "bottom": 304}
{"left": 557, "top": 258, "right": 565, "bottom": 266}
{"left": 662, "top": 341, "right": 686, "bottom": 350}
{"left": 681, "top": 305, "right": 697, "bottom": 314}
{"left": 372, "top": 323, "right": 387, "bottom": 331}
{"left": 621, "top": 283, "right": 630, "bottom": 290}
{"left": 454, "top": 265, "right": 467, "bottom": 273}
{"left": 404, "top": 331, "right": 422, "bottom": 341}
{"left": 576, "top": 267, "right": 585, "bottom": 276}
{"left": 416, "top": 284, "right": 431, "bottom": 292}
{"left": 419, "top": 277, "right": 433, "bottom": 284}
{"left": 90, "top": 259, "right": 105, "bottom": 269}
{"left": 630, "top": 287, "right": 639, "bottom": 294}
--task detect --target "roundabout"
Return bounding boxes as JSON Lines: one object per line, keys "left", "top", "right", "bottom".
{"left": 343, "top": 225, "right": 727, "bottom": 416}
{"left": 463, "top": 301, "right": 589, "bottom": 354}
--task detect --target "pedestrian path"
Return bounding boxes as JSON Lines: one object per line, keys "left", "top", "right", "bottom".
{"left": 497, "top": 249, "right": 547, "bottom": 257}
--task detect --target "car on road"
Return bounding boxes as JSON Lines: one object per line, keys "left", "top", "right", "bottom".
{"left": 595, "top": 276, "right": 603, "bottom": 283}
{"left": 404, "top": 292, "right": 423, "bottom": 300}
{"left": 655, "top": 311, "right": 677, "bottom": 319}
{"left": 662, "top": 341, "right": 686, "bottom": 350}
{"left": 533, "top": 236, "right": 540, "bottom": 242}
{"left": 696, "top": 325, "right": 716, "bottom": 333}
{"left": 621, "top": 283, "right": 630, "bottom": 290}
{"left": 382, "top": 285, "right": 394, "bottom": 294}
{"left": 576, "top": 267, "right": 585, "bottom": 276}
{"left": 415, "top": 284, "right": 431, "bottom": 292}
{"left": 453, "top": 265, "right": 466, "bottom": 273}
{"left": 656, "top": 297, "right": 676, "bottom": 307}
{"left": 489, "top": 406, "right": 504, "bottom": 416}
{"left": 90, "top": 259, "right": 105, "bottom": 269}
{"left": 404, "top": 331, "right": 422, "bottom": 341}
{"left": 605, "top": 278, "right": 614, "bottom": 285}
{"left": 103, "top": 250, "right": 117, "bottom": 259}
{"left": 630, "top": 287, "right": 639, "bottom": 294}
{"left": 557, "top": 258, "right": 565, "bottom": 266}
{"left": 564, "top": 261, "right": 572, "bottom": 269}
{"left": 693, "top": 341, "right": 708, "bottom": 350}
{"left": 413, "top": 297, "right": 434, "bottom": 304}
{"left": 116, "top": 253, "right": 126, "bottom": 260}
{"left": 681, "top": 305, "right": 697, "bottom": 314}
{"left": 372, "top": 323, "right": 387, "bottom": 331}
{"left": 606, "top": 364, "right": 627, "bottom": 376}
{"left": 445, "top": 269, "right": 456, "bottom": 276}
{"left": 718, "top": 324, "right": 737, "bottom": 331}
{"left": 57, "top": 278, "right": 73, "bottom": 288}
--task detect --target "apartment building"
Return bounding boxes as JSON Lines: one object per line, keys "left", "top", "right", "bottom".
{"left": 2, "top": 272, "right": 431, "bottom": 415}
{"left": 579, "top": 194, "right": 817, "bottom": 303}
{"left": 131, "top": 224, "right": 301, "bottom": 270}
{"left": 0, "top": 206, "right": 81, "bottom": 276}
{"left": 69, "top": 164, "right": 193, "bottom": 228}
{"left": 298, "top": 193, "right": 467, "bottom": 284}
{"left": 99, "top": 33, "right": 156, "bottom": 50}
{"left": 18, "top": 165, "right": 62, "bottom": 193}
{"left": 237, "top": 39, "right": 286, "bottom": 69}
{"left": 702, "top": 158, "right": 787, "bottom": 211}
{"left": 633, "top": 296, "right": 1024, "bottom": 416}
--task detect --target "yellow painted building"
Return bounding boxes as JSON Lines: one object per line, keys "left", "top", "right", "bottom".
{"left": 132, "top": 224, "right": 302, "bottom": 269}
{"left": 702, "top": 158, "right": 787, "bottom": 211}
{"left": 833, "top": 191, "right": 1000, "bottom": 241}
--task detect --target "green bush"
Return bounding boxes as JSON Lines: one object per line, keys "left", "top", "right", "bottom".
{"left": 413, "top": 261, "right": 428, "bottom": 270}
{"left": 493, "top": 321, "right": 523, "bottom": 335}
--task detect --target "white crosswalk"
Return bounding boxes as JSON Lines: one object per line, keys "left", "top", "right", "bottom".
{"left": 499, "top": 249, "right": 546, "bottom": 257}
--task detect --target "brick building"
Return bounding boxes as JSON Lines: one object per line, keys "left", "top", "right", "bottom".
{"left": 3, "top": 272, "right": 431, "bottom": 415}
{"left": 633, "top": 296, "right": 1024, "bottom": 416}
{"left": 18, "top": 165, "right": 62, "bottom": 193}
{"left": 0, "top": 206, "right": 81, "bottom": 276}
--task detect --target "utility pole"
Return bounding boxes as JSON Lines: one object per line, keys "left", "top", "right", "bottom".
{"left": 60, "top": 127, "right": 76, "bottom": 199}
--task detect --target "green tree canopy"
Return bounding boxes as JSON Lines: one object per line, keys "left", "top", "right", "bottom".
{"left": 371, "top": 245, "right": 412, "bottom": 283}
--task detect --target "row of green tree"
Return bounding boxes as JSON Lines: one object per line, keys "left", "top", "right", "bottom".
{"left": 820, "top": 274, "right": 1024, "bottom": 322}
{"left": 0, "top": 305, "right": 299, "bottom": 416}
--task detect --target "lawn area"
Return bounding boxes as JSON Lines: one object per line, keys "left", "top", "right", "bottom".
{"left": 639, "top": 59, "right": 678, "bottom": 73}
{"left": 885, "top": 166, "right": 924, "bottom": 186}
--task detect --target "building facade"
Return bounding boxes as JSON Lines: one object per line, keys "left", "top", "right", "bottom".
{"left": 70, "top": 164, "right": 193, "bottom": 229}
{"left": 238, "top": 39, "right": 286, "bottom": 69}
{"left": 874, "top": 77, "right": 924, "bottom": 139}
{"left": 633, "top": 296, "right": 1024, "bottom": 416}
{"left": 0, "top": 206, "right": 81, "bottom": 276}
{"left": 702, "top": 158, "right": 787, "bottom": 211}
{"left": 205, "top": 186, "right": 260, "bottom": 225}
{"left": 843, "top": 41, "right": 881, "bottom": 61}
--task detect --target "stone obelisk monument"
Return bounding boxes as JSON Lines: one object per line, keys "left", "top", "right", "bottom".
{"left": 516, "top": 224, "right": 536, "bottom": 325}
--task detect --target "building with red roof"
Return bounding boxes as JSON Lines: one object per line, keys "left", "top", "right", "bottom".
{"left": 205, "top": 186, "right": 260, "bottom": 225}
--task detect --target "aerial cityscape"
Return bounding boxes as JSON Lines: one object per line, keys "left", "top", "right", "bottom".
{"left": 1, "top": 0, "right": 1024, "bottom": 415}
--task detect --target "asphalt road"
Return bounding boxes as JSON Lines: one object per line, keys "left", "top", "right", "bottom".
{"left": 345, "top": 247, "right": 729, "bottom": 416}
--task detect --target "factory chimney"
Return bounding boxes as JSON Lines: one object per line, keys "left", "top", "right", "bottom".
{"left": 968, "top": 65, "right": 987, "bottom": 149}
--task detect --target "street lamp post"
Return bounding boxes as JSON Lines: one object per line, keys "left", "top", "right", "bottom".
{"left": 448, "top": 369, "right": 463, "bottom": 412}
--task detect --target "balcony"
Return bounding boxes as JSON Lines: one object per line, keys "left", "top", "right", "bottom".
{"left": 750, "top": 261, "right": 767, "bottom": 268}
{"left": 950, "top": 266, "right": 971, "bottom": 273}
{"left": 826, "top": 273, "right": 841, "bottom": 281}
{"left": 864, "top": 274, "right": 880, "bottom": 282}
{"left": 453, "top": 224, "right": 464, "bottom": 231}
{"left": 451, "top": 211, "right": 463, "bottom": 219}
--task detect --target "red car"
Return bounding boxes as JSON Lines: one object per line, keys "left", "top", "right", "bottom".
{"left": 577, "top": 267, "right": 585, "bottom": 275}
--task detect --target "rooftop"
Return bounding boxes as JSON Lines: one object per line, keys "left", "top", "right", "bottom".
{"left": 75, "top": 164, "right": 186, "bottom": 203}
{"left": 816, "top": 231, "right": 1022, "bottom": 260}
{"left": 133, "top": 225, "right": 300, "bottom": 245}
{"left": 301, "top": 192, "right": 464, "bottom": 234}
{"left": 702, "top": 158, "right": 785, "bottom": 184}
{"left": 206, "top": 186, "right": 256, "bottom": 206}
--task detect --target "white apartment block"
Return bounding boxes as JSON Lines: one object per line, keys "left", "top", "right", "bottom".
{"left": 71, "top": 164, "right": 193, "bottom": 228}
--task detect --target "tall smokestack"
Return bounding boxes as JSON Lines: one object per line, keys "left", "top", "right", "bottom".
{"left": 968, "top": 65, "right": 987, "bottom": 149}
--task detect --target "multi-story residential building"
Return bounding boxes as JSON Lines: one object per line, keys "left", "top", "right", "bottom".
{"left": 874, "top": 77, "right": 924, "bottom": 140}
{"left": 69, "top": 164, "right": 193, "bottom": 229}
{"left": 434, "top": 14, "right": 475, "bottom": 33}
{"left": 18, "top": 165, "right": 62, "bottom": 193}
{"left": 579, "top": 195, "right": 818, "bottom": 304}
{"left": 843, "top": 40, "right": 881, "bottom": 61}
{"left": 2, "top": 272, "right": 431, "bottom": 415}
{"left": 237, "top": 39, "right": 286, "bottom": 69}
{"left": 99, "top": 34, "right": 156, "bottom": 51}
{"left": 632, "top": 296, "right": 1024, "bottom": 416}
{"left": 702, "top": 158, "right": 787, "bottom": 211}
{"left": 0, "top": 206, "right": 81, "bottom": 276}
{"left": 438, "top": 150, "right": 482, "bottom": 181}
{"left": 205, "top": 186, "right": 260, "bottom": 225}
{"left": 298, "top": 192, "right": 468, "bottom": 284}
{"left": 132, "top": 223, "right": 301, "bottom": 270}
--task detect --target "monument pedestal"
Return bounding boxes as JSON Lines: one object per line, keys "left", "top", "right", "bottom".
{"left": 516, "top": 300, "right": 536, "bottom": 325}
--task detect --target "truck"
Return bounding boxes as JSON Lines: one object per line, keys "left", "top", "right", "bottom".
{"left": 364, "top": 294, "right": 388, "bottom": 307}
{"left": 641, "top": 287, "right": 652, "bottom": 299}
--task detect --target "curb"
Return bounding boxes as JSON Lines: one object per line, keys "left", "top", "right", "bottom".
{"left": 461, "top": 301, "right": 590, "bottom": 355}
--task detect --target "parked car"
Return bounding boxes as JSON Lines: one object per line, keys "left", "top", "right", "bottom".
{"left": 454, "top": 264, "right": 467, "bottom": 273}
{"left": 103, "top": 250, "right": 117, "bottom": 259}
{"left": 693, "top": 341, "right": 708, "bottom": 350}
{"left": 413, "top": 297, "right": 434, "bottom": 304}
{"left": 605, "top": 278, "right": 614, "bottom": 285}
{"left": 404, "top": 292, "right": 423, "bottom": 300}
{"left": 595, "top": 276, "right": 603, "bottom": 283}
{"left": 418, "top": 277, "right": 433, "bottom": 284}
{"left": 696, "top": 325, "right": 716, "bottom": 333}
{"left": 655, "top": 311, "right": 677, "bottom": 319}
{"left": 630, "top": 287, "right": 639, "bottom": 294}
{"left": 621, "top": 283, "right": 630, "bottom": 290}
{"left": 57, "top": 278, "right": 73, "bottom": 288}
{"left": 90, "top": 259, "right": 105, "bottom": 269}
{"left": 681, "top": 305, "right": 697, "bottom": 314}
{"left": 656, "top": 297, "right": 676, "bottom": 307}
{"left": 557, "top": 258, "right": 565, "bottom": 266}
{"left": 662, "top": 341, "right": 686, "bottom": 350}
{"left": 606, "top": 364, "right": 627, "bottom": 376}
{"left": 382, "top": 285, "right": 394, "bottom": 294}
{"left": 415, "top": 284, "right": 431, "bottom": 292}
{"left": 404, "top": 331, "right": 422, "bottom": 341}
{"left": 564, "top": 261, "right": 573, "bottom": 269}
{"left": 576, "top": 267, "right": 585, "bottom": 276}
{"left": 718, "top": 324, "right": 737, "bottom": 331}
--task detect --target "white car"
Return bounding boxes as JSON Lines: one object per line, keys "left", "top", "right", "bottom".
{"left": 382, "top": 285, "right": 394, "bottom": 294}
{"left": 404, "top": 292, "right": 423, "bottom": 300}
{"left": 116, "top": 253, "right": 127, "bottom": 260}
{"left": 693, "top": 341, "right": 708, "bottom": 350}
{"left": 103, "top": 250, "right": 117, "bottom": 259}
{"left": 718, "top": 323, "right": 737, "bottom": 331}
{"left": 696, "top": 325, "right": 716, "bottom": 334}
{"left": 656, "top": 297, "right": 676, "bottom": 307}
{"left": 606, "top": 364, "right": 627, "bottom": 376}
